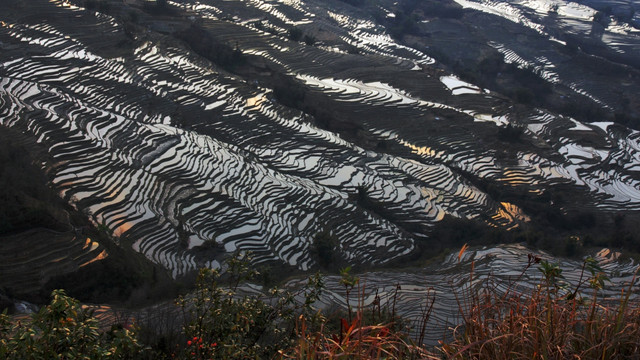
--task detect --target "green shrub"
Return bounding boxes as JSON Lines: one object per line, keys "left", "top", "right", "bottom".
{"left": 175, "top": 252, "right": 324, "bottom": 359}
{"left": 0, "top": 290, "right": 143, "bottom": 359}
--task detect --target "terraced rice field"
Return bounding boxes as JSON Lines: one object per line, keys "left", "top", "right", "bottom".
{"left": 1, "top": 0, "right": 639, "bottom": 279}
{"left": 452, "top": 0, "right": 640, "bottom": 108}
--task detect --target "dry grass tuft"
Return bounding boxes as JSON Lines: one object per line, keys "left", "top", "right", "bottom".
{"left": 279, "top": 312, "right": 437, "bottom": 360}
{"left": 440, "top": 251, "right": 640, "bottom": 359}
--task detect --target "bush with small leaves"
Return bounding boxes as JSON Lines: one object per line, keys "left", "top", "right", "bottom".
{"left": 0, "top": 290, "right": 143, "bottom": 359}
{"left": 176, "top": 252, "right": 324, "bottom": 359}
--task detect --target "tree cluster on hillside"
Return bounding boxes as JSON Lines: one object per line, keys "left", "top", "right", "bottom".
{"left": 176, "top": 25, "right": 245, "bottom": 71}
{"left": 372, "top": 0, "right": 464, "bottom": 39}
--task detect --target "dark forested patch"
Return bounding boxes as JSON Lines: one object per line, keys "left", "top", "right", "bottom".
{"left": 0, "top": 128, "right": 68, "bottom": 235}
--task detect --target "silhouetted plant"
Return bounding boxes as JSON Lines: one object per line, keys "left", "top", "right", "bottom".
{"left": 339, "top": 266, "right": 359, "bottom": 323}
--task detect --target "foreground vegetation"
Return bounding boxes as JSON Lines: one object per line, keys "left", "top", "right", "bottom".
{"left": 2, "top": 248, "right": 639, "bottom": 359}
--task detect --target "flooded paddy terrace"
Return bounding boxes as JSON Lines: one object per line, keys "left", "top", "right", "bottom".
{"left": 0, "top": 0, "right": 639, "bottom": 281}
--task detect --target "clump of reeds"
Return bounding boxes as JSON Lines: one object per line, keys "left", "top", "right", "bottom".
{"left": 440, "top": 248, "right": 640, "bottom": 359}
{"left": 279, "top": 266, "right": 436, "bottom": 360}
{"left": 280, "top": 312, "right": 435, "bottom": 360}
